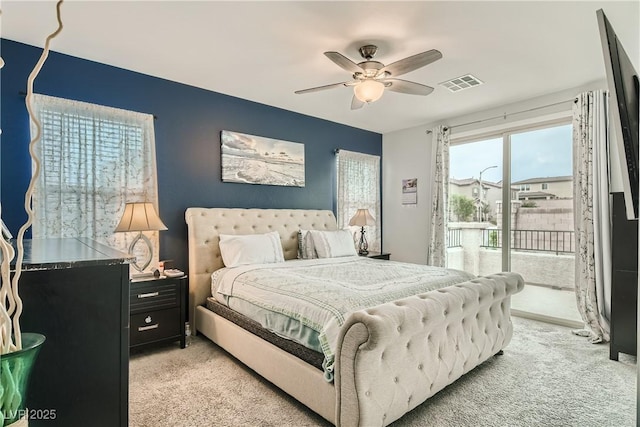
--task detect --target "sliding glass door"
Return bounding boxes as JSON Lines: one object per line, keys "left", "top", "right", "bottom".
{"left": 448, "top": 121, "right": 581, "bottom": 325}
{"left": 508, "top": 124, "right": 580, "bottom": 324}
{"left": 449, "top": 137, "right": 503, "bottom": 276}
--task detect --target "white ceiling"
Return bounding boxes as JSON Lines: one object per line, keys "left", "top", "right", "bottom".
{"left": 1, "top": 1, "right": 638, "bottom": 134}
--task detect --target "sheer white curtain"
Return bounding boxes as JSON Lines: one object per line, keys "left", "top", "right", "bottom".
{"left": 428, "top": 125, "right": 450, "bottom": 267}
{"left": 336, "top": 150, "right": 381, "bottom": 252}
{"left": 30, "top": 94, "right": 160, "bottom": 267}
{"left": 572, "top": 90, "right": 611, "bottom": 343}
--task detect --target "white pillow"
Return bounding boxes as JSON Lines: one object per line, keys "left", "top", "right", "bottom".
{"left": 298, "top": 229, "right": 318, "bottom": 259}
{"left": 309, "top": 229, "right": 357, "bottom": 258}
{"left": 219, "top": 231, "right": 285, "bottom": 267}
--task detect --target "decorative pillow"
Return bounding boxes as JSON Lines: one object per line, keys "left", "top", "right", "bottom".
{"left": 219, "top": 231, "right": 285, "bottom": 268}
{"left": 309, "top": 229, "right": 357, "bottom": 258}
{"left": 298, "top": 229, "right": 318, "bottom": 259}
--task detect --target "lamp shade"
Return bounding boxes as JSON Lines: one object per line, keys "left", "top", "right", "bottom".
{"left": 349, "top": 209, "right": 376, "bottom": 227}
{"left": 353, "top": 80, "right": 385, "bottom": 103}
{"left": 115, "top": 202, "right": 167, "bottom": 232}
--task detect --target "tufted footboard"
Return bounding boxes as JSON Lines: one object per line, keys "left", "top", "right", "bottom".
{"left": 334, "top": 272, "right": 524, "bottom": 427}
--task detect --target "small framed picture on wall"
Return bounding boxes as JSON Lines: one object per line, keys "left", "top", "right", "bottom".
{"left": 402, "top": 178, "right": 417, "bottom": 205}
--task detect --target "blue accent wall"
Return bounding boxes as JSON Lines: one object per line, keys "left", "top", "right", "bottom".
{"left": 0, "top": 39, "right": 382, "bottom": 271}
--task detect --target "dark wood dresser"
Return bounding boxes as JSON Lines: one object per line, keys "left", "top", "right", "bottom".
{"left": 12, "top": 238, "right": 132, "bottom": 426}
{"left": 610, "top": 192, "right": 638, "bottom": 360}
{"left": 362, "top": 251, "right": 391, "bottom": 260}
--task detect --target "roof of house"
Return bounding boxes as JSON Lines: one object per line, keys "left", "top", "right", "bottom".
{"left": 518, "top": 191, "right": 556, "bottom": 199}
{"left": 450, "top": 178, "right": 477, "bottom": 186}
{"left": 512, "top": 176, "right": 572, "bottom": 185}
{"left": 450, "top": 178, "right": 502, "bottom": 188}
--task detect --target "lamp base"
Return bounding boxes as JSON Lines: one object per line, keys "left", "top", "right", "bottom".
{"left": 357, "top": 226, "right": 369, "bottom": 256}
{"left": 129, "top": 231, "right": 153, "bottom": 273}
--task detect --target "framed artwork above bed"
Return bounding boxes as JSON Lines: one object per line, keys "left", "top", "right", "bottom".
{"left": 221, "top": 130, "right": 305, "bottom": 187}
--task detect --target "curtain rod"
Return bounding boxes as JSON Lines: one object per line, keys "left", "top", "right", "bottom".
{"left": 18, "top": 91, "right": 158, "bottom": 119}
{"left": 425, "top": 98, "right": 577, "bottom": 134}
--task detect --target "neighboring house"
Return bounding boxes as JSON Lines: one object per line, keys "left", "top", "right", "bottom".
{"left": 512, "top": 176, "right": 573, "bottom": 200}
{"left": 449, "top": 178, "right": 513, "bottom": 221}
{"left": 450, "top": 175, "right": 574, "bottom": 220}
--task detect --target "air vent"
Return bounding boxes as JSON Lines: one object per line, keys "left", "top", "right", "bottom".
{"left": 439, "top": 74, "right": 483, "bottom": 92}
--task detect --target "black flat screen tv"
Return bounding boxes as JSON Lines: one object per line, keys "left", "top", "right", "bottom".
{"left": 597, "top": 9, "right": 640, "bottom": 220}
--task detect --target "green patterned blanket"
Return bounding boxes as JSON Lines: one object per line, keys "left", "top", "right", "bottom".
{"left": 212, "top": 256, "right": 475, "bottom": 381}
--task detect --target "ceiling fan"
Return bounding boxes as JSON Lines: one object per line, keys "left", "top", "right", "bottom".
{"left": 295, "top": 44, "right": 442, "bottom": 110}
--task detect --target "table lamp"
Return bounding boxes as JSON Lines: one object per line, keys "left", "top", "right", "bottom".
{"left": 349, "top": 208, "right": 376, "bottom": 255}
{"left": 115, "top": 202, "right": 167, "bottom": 275}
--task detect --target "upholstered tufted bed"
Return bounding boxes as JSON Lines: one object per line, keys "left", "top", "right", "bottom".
{"left": 185, "top": 208, "right": 524, "bottom": 426}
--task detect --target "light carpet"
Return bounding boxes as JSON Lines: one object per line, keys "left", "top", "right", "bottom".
{"left": 129, "top": 317, "right": 636, "bottom": 426}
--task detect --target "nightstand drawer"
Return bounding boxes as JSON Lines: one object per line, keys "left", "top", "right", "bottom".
{"left": 130, "top": 308, "right": 180, "bottom": 347}
{"left": 130, "top": 281, "right": 179, "bottom": 313}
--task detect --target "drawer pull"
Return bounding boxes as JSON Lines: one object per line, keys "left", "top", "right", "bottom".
{"left": 138, "top": 292, "right": 159, "bottom": 299}
{"left": 138, "top": 324, "right": 159, "bottom": 332}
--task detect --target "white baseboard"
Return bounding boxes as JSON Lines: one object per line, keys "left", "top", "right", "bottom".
{"left": 512, "top": 309, "right": 585, "bottom": 329}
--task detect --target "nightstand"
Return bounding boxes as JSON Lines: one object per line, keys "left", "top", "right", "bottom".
{"left": 130, "top": 275, "right": 187, "bottom": 350}
{"left": 362, "top": 252, "right": 391, "bottom": 260}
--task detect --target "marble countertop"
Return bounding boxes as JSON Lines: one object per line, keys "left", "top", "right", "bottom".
{"left": 9, "top": 237, "right": 133, "bottom": 271}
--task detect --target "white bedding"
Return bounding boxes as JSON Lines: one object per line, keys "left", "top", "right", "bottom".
{"left": 211, "top": 256, "right": 475, "bottom": 380}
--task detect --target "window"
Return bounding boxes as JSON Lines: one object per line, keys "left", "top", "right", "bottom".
{"left": 336, "top": 150, "right": 381, "bottom": 252}
{"left": 541, "top": 183, "right": 549, "bottom": 190}
{"left": 30, "top": 94, "right": 159, "bottom": 259}
{"left": 520, "top": 184, "right": 531, "bottom": 191}
{"left": 472, "top": 187, "right": 479, "bottom": 196}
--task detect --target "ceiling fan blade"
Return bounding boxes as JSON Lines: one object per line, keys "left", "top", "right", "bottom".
{"left": 383, "top": 79, "right": 434, "bottom": 96}
{"left": 324, "top": 51, "right": 363, "bottom": 74}
{"left": 351, "top": 95, "right": 365, "bottom": 110}
{"left": 380, "top": 49, "right": 443, "bottom": 77}
{"left": 295, "top": 82, "right": 349, "bottom": 95}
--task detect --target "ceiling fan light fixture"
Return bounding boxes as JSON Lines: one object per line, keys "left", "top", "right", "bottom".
{"left": 354, "top": 80, "right": 385, "bottom": 103}
{"left": 296, "top": 45, "right": 442, "bottom": 108}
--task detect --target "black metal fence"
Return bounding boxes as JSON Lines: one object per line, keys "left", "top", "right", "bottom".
{"left": 447, "top": 228, "right": 462, "bottom": 248}
{"left": 480, "top": 229, "right": 575, "bottom": 254}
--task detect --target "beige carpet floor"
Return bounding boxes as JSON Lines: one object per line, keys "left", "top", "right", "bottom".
{"left": 129, "top": 317, "right": 636, "bottom": 426}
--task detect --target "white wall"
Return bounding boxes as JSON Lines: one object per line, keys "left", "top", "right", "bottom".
{"left": 383, "top": 80, "right": 612, "bottom": 264}
{"left": 382, "top": 126, "right": 433, "bottom": 264}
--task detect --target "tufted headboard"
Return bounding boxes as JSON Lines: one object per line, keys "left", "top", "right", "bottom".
{"left": 184, "top": 208, "right": 338, "bottom": 330}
